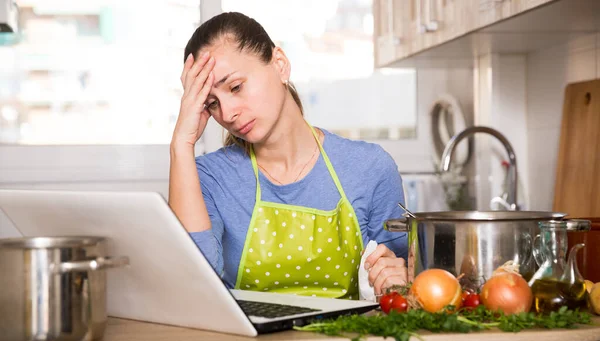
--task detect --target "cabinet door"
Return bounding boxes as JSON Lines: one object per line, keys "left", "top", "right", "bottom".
{"left": 411, "top": 0, "right": 475, "bottom": 54}
{"left": 477, "top": 0, "right": 556, "bottom": 27}
{"left": 374, "top": 0, "right": 408, "bottom": 67}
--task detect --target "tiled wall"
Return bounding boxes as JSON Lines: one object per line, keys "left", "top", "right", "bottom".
{"left": 526, "top": 33, "right": 600, "bottom": 210}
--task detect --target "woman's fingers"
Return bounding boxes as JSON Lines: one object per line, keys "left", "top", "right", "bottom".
{"left": 188, "top": 57, "right": 215, "bottom": 101}
{"left": 180, "top": 53, "right": 194, "bottom": 86}
{"left": 373, "top": 274, "right": 408, "bottom": 296}
{"left": 183, "top": 52, "right": 211, "bottom": 93}
{"left": 367, "top": 256, "right": 405, "bottom": 286}
{"left": 365, "top": 244, "right": 396, "bottom": 270}
{"left": 196, "top": 72, "right": 214, "bottom": 110}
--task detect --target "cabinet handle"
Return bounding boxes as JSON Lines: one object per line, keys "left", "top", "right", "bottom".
{"left": 417, "top": 0, "right": 439, "bottom": 33}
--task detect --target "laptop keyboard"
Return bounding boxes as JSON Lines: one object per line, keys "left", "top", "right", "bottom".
{"left": 237, "top": 300, "right": 322, "bottom": 318}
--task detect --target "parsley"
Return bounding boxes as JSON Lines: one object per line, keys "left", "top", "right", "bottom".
{"left": 294, "top": 306, "right": 593, "bottom": 341}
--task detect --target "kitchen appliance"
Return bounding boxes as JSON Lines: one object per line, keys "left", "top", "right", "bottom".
{"left": 384, "top": 210, "right": 566, "bottom": 290}
{"left": 0, "top": 236, "right": 129, "bottom": 341}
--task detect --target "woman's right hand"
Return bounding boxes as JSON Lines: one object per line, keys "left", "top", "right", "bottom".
{"left": 172, "top": 52, "right": 215, "bottom": 148}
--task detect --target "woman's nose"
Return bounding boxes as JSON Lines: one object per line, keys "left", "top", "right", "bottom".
{"left": 220, "top": 101, "right": 240, "bottom": 123}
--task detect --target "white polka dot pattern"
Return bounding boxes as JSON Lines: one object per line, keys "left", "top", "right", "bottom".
{"left": 237, "top": 200, "right": 363, "bottom": 300}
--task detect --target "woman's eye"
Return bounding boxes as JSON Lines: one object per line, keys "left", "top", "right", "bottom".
{"left": 207, "top": 100, "right": 219, "bottom": 110}
{"left": 231, "top": 84, "right": 242, "bottom": 93}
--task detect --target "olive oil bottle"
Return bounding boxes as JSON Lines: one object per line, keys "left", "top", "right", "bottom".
{"left": 530, "top": 278, "right": 588, "bottom": 313}
{"left": 529, "top": 221, "right": 588, "bottom": 314}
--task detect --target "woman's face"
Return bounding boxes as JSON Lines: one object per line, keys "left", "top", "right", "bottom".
{"left": 201, "top": 40, "right": 289, "bottom": 144}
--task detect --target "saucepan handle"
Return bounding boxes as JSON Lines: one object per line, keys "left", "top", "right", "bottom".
{"left": 52, "top": 256, "right": 130, "bottom": 274}
{"left": 384, "top": 217, "right": 410, "bottom": 232}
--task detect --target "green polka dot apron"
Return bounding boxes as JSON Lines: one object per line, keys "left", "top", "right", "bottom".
{"left": 234, "top": 126, "right": 364, "bottom": 300}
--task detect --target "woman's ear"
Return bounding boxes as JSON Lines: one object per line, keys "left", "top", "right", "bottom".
{"left": 272, "top": 46, "right": 291, "bottom": 83}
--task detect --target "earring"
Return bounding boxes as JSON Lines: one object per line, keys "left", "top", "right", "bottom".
{"left": 283, "top": 79, "right": 289, "bottom": 87}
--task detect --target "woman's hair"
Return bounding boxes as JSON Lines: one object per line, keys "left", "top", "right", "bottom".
{"left": 184, "top": 12, "right": 303, "bottom": 153}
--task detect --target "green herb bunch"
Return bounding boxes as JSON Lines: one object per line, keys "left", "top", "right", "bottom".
{"left": 294, "top": 306, "right": 593, "bottom": 341}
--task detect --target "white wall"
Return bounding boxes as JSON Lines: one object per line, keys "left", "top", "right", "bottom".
{"left": 378, "top": 67, "right": 474, "bottom": 174}
{"left": 474, "top": 33, "right": 599, "bottom": 211}
{"left": 526, "top": 33, "right": 600, "bottom": 210}
{"left": 474, "top": 54, "right": 530, "bottom": 210}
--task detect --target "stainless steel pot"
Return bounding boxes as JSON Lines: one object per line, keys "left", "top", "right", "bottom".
{"left": 0, "top": 237, "right": 129, "bottom": 341}
{"left": 384, "top": 211, "right": 566, "bottom": 290}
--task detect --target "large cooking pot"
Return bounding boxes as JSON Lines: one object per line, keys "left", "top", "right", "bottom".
{"left": 0, "top": 237, "right": 129, "bottom": 341}
{"left": 384, "top": 211, "right": 566, "bottom": 290}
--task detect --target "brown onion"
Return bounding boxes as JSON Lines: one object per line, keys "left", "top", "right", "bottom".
{"left": 410, "top": 269, "right": 462, "bottom": 313}
{"left": 481, "top": 272, "right": 532, "bottom": 315}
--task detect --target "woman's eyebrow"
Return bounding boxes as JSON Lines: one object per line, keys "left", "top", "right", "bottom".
{"left": 214, "top": 72, "right": 236, "bottom": 88}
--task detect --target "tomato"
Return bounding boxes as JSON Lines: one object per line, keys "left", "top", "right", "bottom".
{"left": 462, "top": 293, "right": 481, "bottom": 310}
{"left": 380, "top": 292, "right": 408, "bottom": 314}
{"left": 461, "top": 290, "right": 473, "bottom": 302}
{"left": 379, "top": 292, "right": 399, "bottom": 314}
{"left": 389, "top": 295, "right": 409, "bottom": 313}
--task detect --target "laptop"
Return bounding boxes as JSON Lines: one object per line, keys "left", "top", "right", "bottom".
{"left": 0, "top": 189, "right": 379, "bottom": 337}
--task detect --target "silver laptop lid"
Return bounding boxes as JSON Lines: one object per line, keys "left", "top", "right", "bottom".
{"left": 0, "top": 190, "right": 257, "bottom": 337}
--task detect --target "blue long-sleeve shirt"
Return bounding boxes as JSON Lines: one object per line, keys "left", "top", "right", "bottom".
{"left": 190, "top": 128, "right": 407, "bottom": 289}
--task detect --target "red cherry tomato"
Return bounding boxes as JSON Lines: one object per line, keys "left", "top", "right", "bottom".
{"left": 389, "top": 295, "right": 409, "bottom": 313}
{"left": 379, "top": 292, "right": 399, "bottom": 314}
{"left": 461, "top": 290, "right": 473, "bottom": 302}
{"left": 462, "top": 293, "right": 481, "bottom": 310}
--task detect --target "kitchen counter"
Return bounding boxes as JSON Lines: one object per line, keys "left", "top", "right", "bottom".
{"left": 103, "top": 316, "right": 600, "bottom": 341}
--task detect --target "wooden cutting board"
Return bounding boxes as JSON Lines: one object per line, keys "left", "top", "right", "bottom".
{"left": 553, "top": 79, "right": 600, "bottom": 217}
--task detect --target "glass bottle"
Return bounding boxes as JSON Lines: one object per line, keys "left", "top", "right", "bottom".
{"left": 529, "top": 220, "right": 588, "bottom": 313}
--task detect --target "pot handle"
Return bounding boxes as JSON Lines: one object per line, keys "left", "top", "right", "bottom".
{"left": 384, "top": 217, "right": 410, "bottom": 232}
{"left": 52, "top": 256, "right": 130, "bottom": 274}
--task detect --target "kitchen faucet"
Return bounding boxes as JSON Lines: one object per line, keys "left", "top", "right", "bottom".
{"left": 440, "top": 126, "right": 519, "bottom": 211}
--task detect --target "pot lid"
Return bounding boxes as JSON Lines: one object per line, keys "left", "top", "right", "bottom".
{"left": 0, "top": 236, "right": 105, "bottom": 249}
{"left": 406, "top": 210, "right": 567, "bottom": 222}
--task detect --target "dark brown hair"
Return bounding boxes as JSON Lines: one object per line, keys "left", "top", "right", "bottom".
{"left": 184, "top": 12, "right": 303, "bottom": 152}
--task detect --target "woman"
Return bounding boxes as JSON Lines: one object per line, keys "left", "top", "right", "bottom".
{"left": 169, "top": 12, "right": 407, "bottom": 300}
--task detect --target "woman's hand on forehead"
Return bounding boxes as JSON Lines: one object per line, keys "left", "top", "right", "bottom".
{"left": 172, "top": 52, "right": 216, "bottom": 147}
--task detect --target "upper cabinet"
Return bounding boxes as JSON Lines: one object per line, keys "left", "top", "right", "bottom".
{"left": 374, "top": 0, "right": 477, "bottom": 67}
{"left": 477, "top": 0, "right": 556, "bottom": 27}
{"left": 373, "top": 0, "right": 600, "bottom": 68}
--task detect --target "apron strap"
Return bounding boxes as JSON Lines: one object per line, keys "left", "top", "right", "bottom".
{"left": 249, "top": 124, "right": 350, "bottom": 203}
{"left": 250, "top": 147, "right": 262, "bottom": 203}
{"left": 308, "top": 125, "right": 349, "bottom": 202}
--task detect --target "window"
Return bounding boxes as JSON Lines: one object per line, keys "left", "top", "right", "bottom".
{"left": 221, "top": 0, "right": 417, "bottom": 140}
{"left": 0, "top": 0, "right": 201, "bottom": 145}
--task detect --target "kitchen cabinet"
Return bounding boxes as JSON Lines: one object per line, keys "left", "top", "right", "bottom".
{"left": 477, "top": 0, "right": 556, "bottom": 27}
{"left": 373, "top": 0, "right": 600, "bottom": 68}
{"left": 374, "top": 0, "right": 471, "bottom": 67}
{"left": 374, "top": 0, "right": 482, "bottom": 68}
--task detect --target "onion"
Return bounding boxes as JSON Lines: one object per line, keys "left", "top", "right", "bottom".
{"left": 481, "top": 272, "right": 532, "bottom": 315}
{"left": 409, "top": 269, "right": 462, "bottom": 313}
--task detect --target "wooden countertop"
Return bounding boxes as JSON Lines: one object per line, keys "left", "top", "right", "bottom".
{"left": 103, "top": 316, "right": 600, "bottom": 341}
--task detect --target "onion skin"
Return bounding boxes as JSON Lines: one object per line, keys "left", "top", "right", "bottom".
{"left": 410, "top": 269, "right": 462, "bottom": 313}
{"left": 481, "top": 272, "right": 532, "bottom": 315}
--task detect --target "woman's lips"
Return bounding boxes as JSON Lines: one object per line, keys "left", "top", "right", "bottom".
{"left": 237, "top": 120, "right": 255, "bottom": 135}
